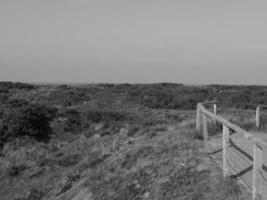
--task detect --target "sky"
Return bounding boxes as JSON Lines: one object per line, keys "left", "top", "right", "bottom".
{"left": 1, "top": 0, "right": 267, "bottom": 84}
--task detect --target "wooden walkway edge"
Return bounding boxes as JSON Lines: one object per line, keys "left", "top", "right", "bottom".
{"left": 197, "top": 102, "right": 267, "bottom": 200}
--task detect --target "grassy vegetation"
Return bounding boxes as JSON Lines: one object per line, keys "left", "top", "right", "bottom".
{"left": 0, "top": 82, "right": 254, "bottom": 200}
{"left": 3, "top": 82, "right": 267, "bottom": 110}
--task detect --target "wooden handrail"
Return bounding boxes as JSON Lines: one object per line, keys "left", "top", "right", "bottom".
{"left": 198, "top": 103, "right": 267, "bottom": 147}
{"left": 201, "top": 101, "right": 217, "bottom": 105}
{"left": 203, "top": 101, "right": 267, "bottom": 109}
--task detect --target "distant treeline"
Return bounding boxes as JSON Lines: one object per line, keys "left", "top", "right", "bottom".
{"left": 1, "top": 82, "right": 267, "bottom": 109}
{"left": 97, "top": 83, "right": 267, "bottom": 109}
{"left": 0, "top": 81, "right": 36, "bottom": 92}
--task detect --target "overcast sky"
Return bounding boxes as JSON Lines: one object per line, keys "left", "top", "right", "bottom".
{"left": 1, "top": 0, "right": 267, "bottom": 84}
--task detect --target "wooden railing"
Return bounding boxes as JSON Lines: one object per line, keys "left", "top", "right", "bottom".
{"left": 196, "top": 102, "right": 267, "bottom": 200}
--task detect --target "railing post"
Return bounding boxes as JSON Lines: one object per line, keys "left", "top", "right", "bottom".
{"left": 223, "top": 124, "right": 230, "bottom": 177}
{"left": 202, "top": 114, "right": 208, "bottom": 150}
{"left": 252, "top": 143, "right": 263, "bottom": 200}
{"left": 196, "top": 103, "right": 202, "bottom": 131}
{"left": 256, "top": 106, "right": 261, "bottom": 130}
{"left": 213, "top": 103, "right": 217, "bottom": 115}
{"left": 213, "top": 103, "right": 217, "bottom": 124}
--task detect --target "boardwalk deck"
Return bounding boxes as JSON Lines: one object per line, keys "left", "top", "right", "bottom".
{"left": 197, "top": 102, "right": 267, "bottom": 199}
{"left": 207, "top": 132, "right": 267, "bottom": 199}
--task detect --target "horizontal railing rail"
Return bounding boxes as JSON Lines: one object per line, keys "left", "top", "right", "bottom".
{"left": 197, "top": 103, "right": 267, "bottom": 147}
{"left": 199, "top": 101, "right": 267, "bottom": 130}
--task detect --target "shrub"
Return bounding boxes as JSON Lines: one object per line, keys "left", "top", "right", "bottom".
{"left": 61, "top": 109, "right": 82, "bottom": 134}
{"left": 0, "top": 99, "right": 57, "bottom": 142}
{"left": 7, "top": 164, "right": 27, "bottom": 177}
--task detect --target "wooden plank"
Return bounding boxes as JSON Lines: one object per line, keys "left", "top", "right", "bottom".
{"left": 223, "top": 124, "right": 230, "bottom": 177}
{"left": 252, "top": 144, "right": 263, "bottom": 200}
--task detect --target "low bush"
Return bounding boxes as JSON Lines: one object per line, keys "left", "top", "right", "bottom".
{"left": 61, "top": 109, "right": 82, "bottom": 134}
{"left": 0, "top": 99, "right": 57, "bottom": 142}
{"left": 7, "top": 164, "right": 27, "bottom": 177}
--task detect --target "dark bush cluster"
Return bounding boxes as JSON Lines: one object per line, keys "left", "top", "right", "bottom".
{"left": 59, "top": 109, "right": 82, "bottom": 134}
{"left": 0, "top": 99, "right": 57, "bottom": 142}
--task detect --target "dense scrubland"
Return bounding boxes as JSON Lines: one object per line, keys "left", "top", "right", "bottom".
{"left": 0, "top": 81, "right": 258, "bottom": 200}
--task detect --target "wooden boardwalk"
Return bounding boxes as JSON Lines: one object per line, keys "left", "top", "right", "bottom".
{"left": 207, "top": 133, "right": 267, "bottom": 199}
{"left": 197, "top": 102, "right": 267, "bottom": 200}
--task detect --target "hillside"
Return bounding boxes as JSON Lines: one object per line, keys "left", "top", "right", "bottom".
{"left": 0, "top": 82, "right": 254, "bottom": 200}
